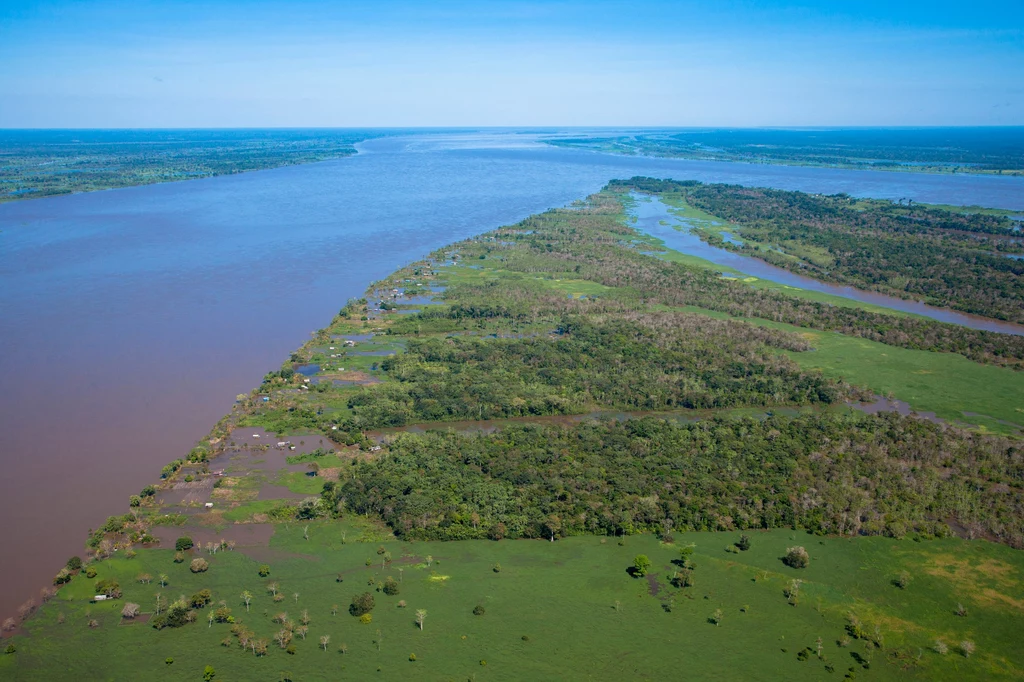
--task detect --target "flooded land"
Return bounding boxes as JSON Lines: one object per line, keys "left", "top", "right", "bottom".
{"left": 1, "top": 130, "right": 1023, "bottom": 624}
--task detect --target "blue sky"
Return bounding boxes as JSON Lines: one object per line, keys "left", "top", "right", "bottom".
{"left": 0, "top": 0, "right": 1021, "bottom": 127}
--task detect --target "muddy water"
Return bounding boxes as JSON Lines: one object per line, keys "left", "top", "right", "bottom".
{"left": 631, "top": 195, "right": 1024, "bottom": 336}
{"left": 2, "top": 130, "right": 1023, "bottom": 620}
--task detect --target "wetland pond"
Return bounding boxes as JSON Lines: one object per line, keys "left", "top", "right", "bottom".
{"left": 2, "top": 129, "right": 1023, "bottom": 618}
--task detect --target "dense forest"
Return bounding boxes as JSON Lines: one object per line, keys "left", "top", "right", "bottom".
{"left": 332, "top": 413, "right": 1024, "bottom": 547}
{"left": 653, "top": 180, "right": 1024, "bottom": 322}
{"left": 342, "top": 314, "right": 848, "bottom": 429}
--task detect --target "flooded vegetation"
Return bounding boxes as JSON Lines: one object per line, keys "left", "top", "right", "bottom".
{"left": 5, "top": 177, "right": 1024, "bottom": 681}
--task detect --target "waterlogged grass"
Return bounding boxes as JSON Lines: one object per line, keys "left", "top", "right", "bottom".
{"left": 5, "top": 529, "right": 1022, "bottom": 681}
{"left": 785, "top": 329, "right": 1024, "bottom": 433}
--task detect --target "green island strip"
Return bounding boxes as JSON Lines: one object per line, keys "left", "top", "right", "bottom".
{"left": 4, "top": 182, "right": 1023, "bottom": 681}
{"left": 546, "top": 129, "right": 1024, "bottom": 176}
{"left": 0, "top": 130, "right": 374, "bottom": 203}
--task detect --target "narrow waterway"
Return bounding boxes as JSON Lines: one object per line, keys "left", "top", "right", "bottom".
{"left": 630, "top": 195, "right": 1024, "bottom": 336}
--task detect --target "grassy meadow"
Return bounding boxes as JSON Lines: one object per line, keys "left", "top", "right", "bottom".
{"left": 4, "top": 527, "right": 1023, "bottom": 681}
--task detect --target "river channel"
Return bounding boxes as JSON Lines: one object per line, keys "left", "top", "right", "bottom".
{"left": 629, "top": 195, "right": 1024, "bottom": 335}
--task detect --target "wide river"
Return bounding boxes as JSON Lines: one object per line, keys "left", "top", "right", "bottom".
{"left": 2, "top": 130, "right": 1023, "bottom": 619}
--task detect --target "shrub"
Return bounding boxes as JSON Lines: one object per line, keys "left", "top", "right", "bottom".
{"left": 165, "top": 657, "right": 173, "bottom": 665}
{"left": 53, "top": 568, "right": 72, "bottom": 585}
{"left": 203, "top": 665, "right": 216, "bottom": 681}
{"left": 258, "top": 564, "right": 271, "bottom": 577}
{"left": 5, "top": 644, "right": 16, "bottom": 654}
{"left": 66, "top": 556, "right": 83, "bottom": 571}
{"left": 350, "top": 593, "right": 375, "bottom": 617}
{"left": 893, "top": 571, "right": 911, "bottom": 589}
{"left": 632, "top": 555, "right": 652, "bottom": 577}
{"left": 190, "top": 558, "right": 210, "bottom": 573}
{"left": 783, "top": 546, "right": 810, "bottom": 569}
{"left": 359, "top": 613, "right": 372, "bottom": 624}
{"left": 95, "top": 579, "right": 121, "bottom": 598}
{"left": 189, "top": 590, "right": 213, "bottom": 608}
{"left": 122, "top": 603, "right": 140, "bottom": 619}
{"left": 173, "top": 552, "right": 185, "bottom": 564}
{"left": 409, "top": 653, "right": 417, "bottom": 661}
{"left": 736, "top": 535, "right": 751, "bottom": 551}
{"left": 85, "top": 566, "right": 98, "bottom": 578}
{"left": 473, "top": 605, "right": 486, "bottom": 616}
{"left": 175, "top": 536, "right": 194, "bottom": 551}
{"left": 382, "top": 577, "right": 400, "bottom": 596}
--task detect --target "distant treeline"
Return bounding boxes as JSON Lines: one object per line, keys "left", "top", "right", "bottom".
{"left": 549, "top": 128, "right": 1024, "bottom": 173}
{"left": 0, "top": 129, "right": 376, "bottom": 202}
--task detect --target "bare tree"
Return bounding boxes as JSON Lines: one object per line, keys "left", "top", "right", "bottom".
{"left": 375, "top": 628, "right": 383, "bottom": 652}
{"left": 274, "top": 629, "right": 291, "bottom": 649}
{"left": 959, "top": 640, "right": 976, "bottom": 658}
{"left": 297, "top": 625, "right": 308, "bottom": 640}
{"left": 159, "top": 574, "right": 168, "bottom": 587}
{"left": 425, "top": 555, "right": 433, "bottom": 568}
{"left": 415, "top": 609, "right": 427, "bottom": 630}
{"left": 293, "top": 592, "right": 300, "bottom": 604}
{"left": 154, "top": 593, "right": 166, "bottom": 615}
{"left": 300, "top": 609, "right": 310, "bottom": 626}
{"left": 320, "top": 634, "right": 330, "bottom": 651}
{"left": 2, "top": 617, "right": 16, "bottom": 632}
{"left": 121, "top": 603, "right": 140, "bottom": 619}
{"left": 267, "top": 582, "right": 279, "bottom": 597}
{"left": 241, "top": 591, "right": 252, "bottom": 612}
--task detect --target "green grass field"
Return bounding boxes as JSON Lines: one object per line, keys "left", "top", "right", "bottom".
{"left": 5, "top": 527, "right": 1022, "bottom": 681}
